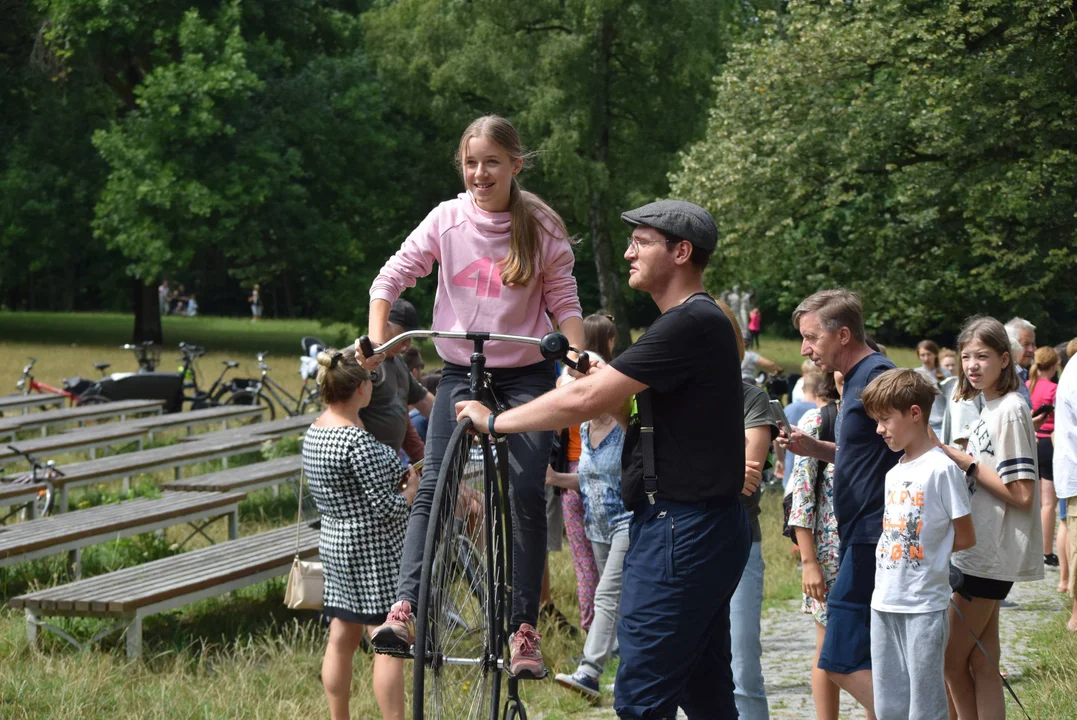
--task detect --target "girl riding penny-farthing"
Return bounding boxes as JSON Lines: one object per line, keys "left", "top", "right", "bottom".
{"left": 357, "top": 115, "right": 586, "bottom": 720}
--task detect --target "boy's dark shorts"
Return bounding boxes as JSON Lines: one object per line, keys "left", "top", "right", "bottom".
{"left": 818, "top": 542, "right": 875, "bottom": 674}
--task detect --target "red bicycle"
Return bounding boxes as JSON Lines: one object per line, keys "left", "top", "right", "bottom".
{"left": 16, "top": 358, "right": 111, "bottom": 407}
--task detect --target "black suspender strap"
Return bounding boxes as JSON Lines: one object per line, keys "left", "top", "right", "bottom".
{"left": 638, "top": 388, "right": 657, "bottom": 505}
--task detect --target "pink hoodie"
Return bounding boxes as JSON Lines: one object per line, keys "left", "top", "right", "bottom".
{"left": 369, "top": 193, "right": 583, "bottom": 368}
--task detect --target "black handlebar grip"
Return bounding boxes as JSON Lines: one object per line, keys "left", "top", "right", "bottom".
{"left": 358, "top": 336, "right": 375, "bottom": 359}
{"left": 576, "top": 351, "right": 590, "bottom": 374}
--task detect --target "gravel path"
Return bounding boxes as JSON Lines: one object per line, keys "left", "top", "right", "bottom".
{"left": 560, "top": 571, "right": 1066, "bottom": 719}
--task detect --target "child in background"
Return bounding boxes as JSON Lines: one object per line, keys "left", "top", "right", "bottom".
{"left": 861, "top": 369, "right": 975, "bottom": 720}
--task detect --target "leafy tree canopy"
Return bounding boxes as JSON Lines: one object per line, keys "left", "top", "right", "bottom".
{"left": 674, "top": 0, "right": 1077, "bottom": 340}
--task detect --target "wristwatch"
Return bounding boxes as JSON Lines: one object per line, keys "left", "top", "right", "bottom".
{"left": 965, "top": 462, "right": 977, "bottom": 480}
{"left": 488, "top": 412, "right": 504, "bottom": 440}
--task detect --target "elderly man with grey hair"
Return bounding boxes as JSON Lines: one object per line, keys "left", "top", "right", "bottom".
{"left": 1005, "top": 317, "right": 1036, "bottom": 408}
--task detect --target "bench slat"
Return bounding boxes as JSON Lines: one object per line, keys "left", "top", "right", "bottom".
{"left": 161, "top": 456, "right": 302, "bottom": 492}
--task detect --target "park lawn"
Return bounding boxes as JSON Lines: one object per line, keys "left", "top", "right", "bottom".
{"left": 1005, "top": 610, "right": 1077, "bottom": 719}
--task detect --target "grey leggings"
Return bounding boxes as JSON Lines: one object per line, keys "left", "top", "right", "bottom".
{"left": 395, "top": 360, "right": 556, "bottom": 631}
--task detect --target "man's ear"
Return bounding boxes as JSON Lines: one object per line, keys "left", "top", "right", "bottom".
{"left": 838, "top": 326, "right": 852, "bottom": 347}
{"left": 908, "top": 405, "right": 923, "bottom": 423}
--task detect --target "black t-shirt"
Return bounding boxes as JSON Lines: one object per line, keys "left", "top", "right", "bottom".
{"left": 359, "top": 355, "right": 428, "bottom": 451}
{"left": 611, "top": 294, "right": 745, "bottom": 511}
{"left": 834, "top": 352, "right": 901, "bottom": 545}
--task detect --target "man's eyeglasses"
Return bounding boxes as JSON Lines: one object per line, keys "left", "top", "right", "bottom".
{"left": 626, "top": 236, "right": 668, "bottom": 253}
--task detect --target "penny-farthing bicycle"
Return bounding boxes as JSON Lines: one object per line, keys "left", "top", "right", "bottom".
{"left": 359, "top": 330, "right": 589, "bottom": 720}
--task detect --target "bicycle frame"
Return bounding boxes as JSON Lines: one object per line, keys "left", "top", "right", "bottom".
{"left": 248, "top": 354, "right": 316, "bottom": 417}
{"left": 17, "top": 359, "right": 80, "bottom": 407}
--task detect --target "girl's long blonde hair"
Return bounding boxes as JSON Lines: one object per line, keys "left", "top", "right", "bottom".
{"left": 456, "top": 115, "right": 569, "bottom": 287}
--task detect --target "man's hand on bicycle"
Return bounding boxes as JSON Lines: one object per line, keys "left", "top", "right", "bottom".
{"left": 455, "top": 400, "right": 493, "bottom": 433}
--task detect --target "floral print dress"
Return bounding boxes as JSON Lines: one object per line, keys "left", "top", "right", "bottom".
{"left": 788, "top": 406, "right": 840, "bottom": 624}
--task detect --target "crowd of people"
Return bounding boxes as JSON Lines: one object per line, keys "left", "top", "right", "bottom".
{"left": 292, "top": 112, "right": 1075, "bottom": 720}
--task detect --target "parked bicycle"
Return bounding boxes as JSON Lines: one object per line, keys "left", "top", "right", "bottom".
{"left": 17, "top": 358, "right": 111, "bottom": 408}
{"left": 174, "top": 342, "right": 243, "bottom": 409}
{"left": 358, "top": 330, "right": 588, "bottom": 720}
{"left": 226, "top": 337, "right": 325, "bottom": 420}
{"left": 0, "top": 446, "right": 61, "bottom": 522}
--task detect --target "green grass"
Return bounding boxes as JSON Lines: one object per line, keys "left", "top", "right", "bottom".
{"left": 0, "top": 311, "right": 359, "bottom": 357}
{"left": 751, "top": 334, "right": 920, "bottom": 377}
{"left": 1004, "top": 609, "right": 1077, "bottom": 718}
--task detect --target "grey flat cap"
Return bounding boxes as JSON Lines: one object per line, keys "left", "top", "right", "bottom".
{"left": 621, "top": 200, "right": 718, "bottom": 252}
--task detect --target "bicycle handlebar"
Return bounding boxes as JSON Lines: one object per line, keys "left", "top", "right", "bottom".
{"left": 5, "top": 445, "right": 65, "bottom": 477}
{"left": 357, "top": 331, "right": 590, "bottom": 373}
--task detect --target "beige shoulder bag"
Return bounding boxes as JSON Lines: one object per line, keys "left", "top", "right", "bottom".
{"left": 284, "top": 470, "right": 323, "bottom": 610}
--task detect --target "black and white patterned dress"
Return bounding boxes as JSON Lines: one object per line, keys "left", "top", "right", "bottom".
{"left": 302, "top": 425, "right": 408, "bottom": 624}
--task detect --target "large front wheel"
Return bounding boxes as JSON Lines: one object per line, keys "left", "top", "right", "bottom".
{"left": 413, "top": 420, "right": 501, "bottom": 720}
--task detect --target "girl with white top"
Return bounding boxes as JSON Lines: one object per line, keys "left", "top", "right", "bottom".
{"left": 935, "top": 316, "right": 1042, "bottom": 719}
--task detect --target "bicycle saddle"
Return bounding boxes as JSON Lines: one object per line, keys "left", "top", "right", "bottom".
{"left": 93, "top": 363, "right": 111, "bottom": 372}
{"left": 223, "top": 361, "right": 240, "bottom": 368}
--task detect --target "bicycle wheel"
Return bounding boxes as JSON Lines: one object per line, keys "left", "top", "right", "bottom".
{"left": 414, "top": 419, "right": 502, "bottom": 720}
{"left": 75, "top": 393, "right": 111, "bottom": 407}
{"left": 224, "top": 390, "right": 276, "bottom": 421}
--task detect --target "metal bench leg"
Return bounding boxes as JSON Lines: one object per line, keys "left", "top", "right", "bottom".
{"left": 69, "top": 548, "right": 82, "bottom": 579}
{"left": 122, "top": 476, "right": 130, "bottom": 492}
{"left": 222, "top": 456, "right": 229, "bottom": 469}
{"left": 175, "top": 466, "right": 181, "bottom": 480}
{"left": 272, "top": 485, "right": 280, "bottom": 498}
{"left": 126, "top": 615, "right": 142, "bottom": 660}
{"left": 90, "top": 448, "right": 96, "bottom": 460}
{"left": 137, "top": 438, "right": 143, "bottom": 452}
{"left": 228, "top": 510, "right": 239, "bottom": 540}
{"left": 25, "top": 609, "right": 38, "bottom": 650}
{"left": 59, "top": 486, "right": 68, "bottom": 513}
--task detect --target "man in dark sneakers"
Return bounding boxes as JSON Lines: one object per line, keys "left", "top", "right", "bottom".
{"left": 457, "top": 200, "right": 754, "bottom": 716}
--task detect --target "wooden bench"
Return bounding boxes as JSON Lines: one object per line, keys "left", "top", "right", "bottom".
{"left": 50, "top": 435, "right": 266, "bottom": 512}
{"left": 161, "top": 456, "right": 302, "bottom": 494}
{"left": 177, "top": 414, "right": 312, "bottom": 445}
{"left": 0, "top": 491, "right": 245, "bottom": 576}
{"left": 126, "top": 405, "right": 266, "bottom": 441}
{"left": 12, "top": 523, "right": 319, "bottom": 658}
{"left": 0, "top": 424, "right": 148, "bottom": 467}
{"left": 0, "top": 394, "right": 64, "bottom": 416}
{"left": 0, "top": 399, "right": 165, "bottom": 439}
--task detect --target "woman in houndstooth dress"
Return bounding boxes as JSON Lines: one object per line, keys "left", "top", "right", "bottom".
{"left": 301, "top": 348, "right": 418, "bottom": 720}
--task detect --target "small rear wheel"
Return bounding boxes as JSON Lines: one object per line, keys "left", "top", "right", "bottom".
{"left": 75, "top": 393, "right": 111, "bottom": 407}
{"left": 225, "top": 390, "right": 276, "bottom": 421}
{"left": 414, "top": 420, "right": 501, "bottom": 720}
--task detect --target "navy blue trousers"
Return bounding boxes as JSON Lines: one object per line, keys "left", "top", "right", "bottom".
{"left": 614, "top": 498, "right": 751, "bottom": 719}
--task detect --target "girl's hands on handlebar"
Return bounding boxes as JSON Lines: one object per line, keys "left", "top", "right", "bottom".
{"left": 354, "top": 327, "right": 388, "bottom": 372}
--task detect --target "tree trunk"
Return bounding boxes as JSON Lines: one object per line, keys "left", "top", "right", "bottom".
{"left": 588, "top": 15, "right": 633, "bottom": 349}
{"left": 132, "top": 280, "right": 163, "bottom": 344}
{"left": 588, "top": 190, "right": 631, "bottom": 348}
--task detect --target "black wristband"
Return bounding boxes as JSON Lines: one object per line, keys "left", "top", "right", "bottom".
{"left": 488, "top": 412, "right": 503, "bottom": 439}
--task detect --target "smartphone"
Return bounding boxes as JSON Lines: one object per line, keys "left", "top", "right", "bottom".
{"left": 400, "top": 458, "right": 423, "bottom": 490}
{"left": 1033, "top": 404, "right": 1054, "bottom": 417}
{"left": 769, "top": 399, "right": 791, "bottom": 436}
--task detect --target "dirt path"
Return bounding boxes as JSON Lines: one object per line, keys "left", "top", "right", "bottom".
{"left": 563, "top": 572, "right": 1066, "bottom": 719}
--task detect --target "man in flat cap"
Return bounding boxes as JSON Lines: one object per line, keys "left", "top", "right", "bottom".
{"left": 457, "top": 200, "right": 755, "bottom": 718}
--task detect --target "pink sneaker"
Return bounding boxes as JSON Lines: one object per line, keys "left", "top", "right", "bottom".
{"left": 508, "top": 623, "right": 546, "bottom": 679}
{"left": 371, "top": 601, "right": 415, "bottom": 657}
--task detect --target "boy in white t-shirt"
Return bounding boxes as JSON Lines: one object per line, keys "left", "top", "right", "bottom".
{"left": 861, "top": 369, "right": 976, "bottom": 720}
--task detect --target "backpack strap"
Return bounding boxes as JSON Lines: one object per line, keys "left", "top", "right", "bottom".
{"left": 638, "top": 292, "right": 717, "bottom": 506}
{"left": 815, "top": 401, "right": 838, "bottom": 495}
{"left": 819, "top": 402, "right": 838, "bottom": 444}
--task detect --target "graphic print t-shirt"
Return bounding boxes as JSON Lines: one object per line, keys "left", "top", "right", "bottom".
{"left": 952, "top": 391, "right": 1044, "bottom": 582}
{"left": 871, "top": 447, "right": 971, "bottom": 613}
